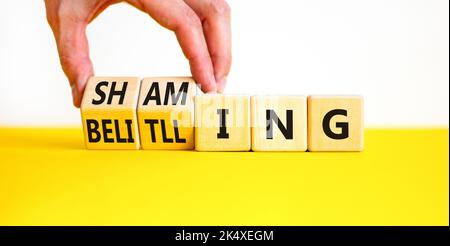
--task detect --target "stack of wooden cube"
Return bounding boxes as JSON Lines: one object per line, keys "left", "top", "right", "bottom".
{"left": 81, "top": 77, "right": 363, "bottom": 151}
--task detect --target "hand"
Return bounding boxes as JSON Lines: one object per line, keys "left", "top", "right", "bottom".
{"left": 45, "top": 0, "right": 231, "bottom": 107}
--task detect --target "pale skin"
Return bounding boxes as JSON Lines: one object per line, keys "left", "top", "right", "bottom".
{"left": 45, "top": 0, "right": 231, "bottom": 107}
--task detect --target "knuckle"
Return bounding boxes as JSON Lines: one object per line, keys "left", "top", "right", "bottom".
{"left": 209, "top": 0, "right": 230, "bottom": 17}
{"left": 59, "top": 55, "right": 86, "bottom": 74}
{"left": 182, "top": 9, "right": 202, "bottom": 30}
{"left": 45, "top": 6, "right": 59, "bottom": 27}
{"left": 59, "top": 55, "right": 78, "bottom": 72}
{"left": 45, "top": 2, "right": 87, "bottom": 28}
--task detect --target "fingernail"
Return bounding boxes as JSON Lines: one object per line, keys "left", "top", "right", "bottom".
{"left": 217, "top": 76, "right": 227, "bottom": 93}
{"left": 205, "top": 75, "right": 217, "bottom": 93}
{"left": 71, "top": 83, "right": 78, "bottom": 100}
{"left": 71, "top": 83, "right": 80, "bottom": 107}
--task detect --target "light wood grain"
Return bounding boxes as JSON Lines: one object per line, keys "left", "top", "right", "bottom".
{"left": 137, "top": 77, "right": 196, "bottom": 150}
{"left": 195, "top": 94, "right": 251, "bottom": 151}
{"left": 81, "top": 77, "right": 141, "bottom": 150}
{"left": 251, "top": 96, "right": 307, "bottom": 151}
{"left": 307, "top": 95, "right": 364, "bottom": 151}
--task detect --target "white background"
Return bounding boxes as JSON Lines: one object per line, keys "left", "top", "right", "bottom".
{"left": 0, "top": 0, "right": 448, "bottom": 126}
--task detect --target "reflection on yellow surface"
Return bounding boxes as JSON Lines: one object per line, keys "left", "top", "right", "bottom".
{"left": 0, "top": 128, "right": 448, "bottom": 225}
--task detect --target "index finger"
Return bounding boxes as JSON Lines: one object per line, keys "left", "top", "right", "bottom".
{"left": 128, "top": 0, "right": 217, "bottom": 93}
{"left": 184, "top": 0, "right": 232, "bottom": 93}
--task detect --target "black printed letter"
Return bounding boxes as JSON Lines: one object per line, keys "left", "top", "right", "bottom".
{"left": 217, "top": 109, "right": 229, "bottom": 139}
{"left": 322, "top": 109, "right": 349, "bottom": 139}
{"left": 266, "top": 109, "right": 293, "bottom": 139}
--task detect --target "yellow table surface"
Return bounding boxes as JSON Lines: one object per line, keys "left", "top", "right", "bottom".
{"left": 0, "top": 128, "right": 448, "bottom": 226}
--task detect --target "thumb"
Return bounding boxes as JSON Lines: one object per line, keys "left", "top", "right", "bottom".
{"left": 48, "top": 19, "right": 94, "bottom": 107}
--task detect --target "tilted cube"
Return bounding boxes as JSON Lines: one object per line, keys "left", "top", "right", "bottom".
{"left": 81, "top": 77, "right": 141, "bottom": 150}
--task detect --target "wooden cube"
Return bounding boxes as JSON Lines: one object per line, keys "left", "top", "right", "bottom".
{"left": 307, "top": 96, "right": 364, "bottom": 151}
{"left": 81, "top": 77, "right": 141, "bottom": 149}
{"left": 251, "top": 96, "right": 307, "bottom": 151}
{"left": 195, "top": 95, "right": 251, "bottom": 151}
{"left": 137, "top": 77, "right": 196, "bottom": 150}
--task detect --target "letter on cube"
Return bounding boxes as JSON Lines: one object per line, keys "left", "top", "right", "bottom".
{"left": 251, "top": 96, "right": 307, "bottom": 151}
{"left": 137, "top": 77, "right": 196, "bottom": 150}
{"left": 307, "top": 96, "right": 364, "bottom": 151}
{"left": 81, "top": 77, "right": 141, "bottom": 149}
{"left": 195, "top": 95, "right": 251, "bottom": 151}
